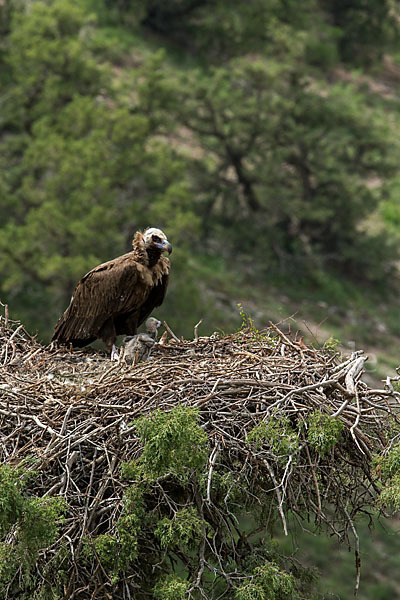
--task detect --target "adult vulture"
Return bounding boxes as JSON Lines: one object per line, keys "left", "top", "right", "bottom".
{"left": 51, "top": 228, "right": 172, "bottom": 359}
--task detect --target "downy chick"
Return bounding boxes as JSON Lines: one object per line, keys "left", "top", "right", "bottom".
{"left": 124, "top": 317, "right": 162, "bottom": 364}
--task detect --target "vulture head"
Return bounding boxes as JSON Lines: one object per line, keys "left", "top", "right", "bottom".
{"left": 143, "top": 228, "right": 172, "bottom": 255}
{"left": 145, "top": 317, "right": 162, "bottom": 338}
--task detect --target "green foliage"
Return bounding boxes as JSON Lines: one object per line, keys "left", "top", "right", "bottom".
{"left": 235, "top": 561, "right": 296, "bottom": 600}
{"left": 116, "top": 483, "right": 146, "bottom": 570}
{"left": 0, "top": 463, "right": 32, "bottom": 536}
{"left": 374, "top": 443, "right": 400, "bottom": 480}
{"left": 237, "top": 303, "right": 270, "bottom": 345}
{"left": 167, "top": 53, "right": 399, "bottom": 288}
{"left": 376, "top": 474, "right": 400, "bottom": 512}
{"left": 83, "top": 483, "right": 145, "bottom": 576}
{"left": 134, "top": 405, "right": 209, "bottom": 481}
{"left": 101, "top": 407, "right": 208, "bottom": 578}
{"left": 321, "top": 0, "right": 399, "bottom": 64}
{"left": 115, "top": 408, "right": 209, "bottom": 578}
{"left": 19, "top": 495, "right": 66, "bottom": 555}
{"left": 0, "top": 464, "right": 66, "bottom": 595}
{"left": 307, "top": 412, "right": 343, "bottom": 455}
{"left": 235, "top": 583, "right": 265, "bottom": 600}
{"left": 153, "top": 574, "right": 190, "bottom": 600}
{"left": 247, "top": 416, "right": 300, "bottom": 461}
{"left": 323, "top": 336, "right": 341, "bottom": 355}
{"left": 1, "top": 0, "right": 400, "bottom": 344}
{"left": 85, "top": 533, "right": 119, "bottom": 573}
{"left": 0, "top": 0, "right": 203, "bottom": 341}
{"left": 373, "top": 444, "right": 400, "bottom": 511}
{"left": 6, "top": 0, "right": 105, "bottom": 124}
{"left": 154, "top": 507, "right": 204, "bottom": 549}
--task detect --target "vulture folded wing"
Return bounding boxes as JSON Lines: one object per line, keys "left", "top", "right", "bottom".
{"left": 52, "top": 254, "right": 142, "bottom": 345}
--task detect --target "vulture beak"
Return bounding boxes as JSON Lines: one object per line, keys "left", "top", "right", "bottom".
{"left": 154, "top": 239, "right": 172, "bottom": 254}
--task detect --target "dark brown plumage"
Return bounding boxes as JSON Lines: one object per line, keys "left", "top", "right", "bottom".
{"left": 51, "top": 228, "right": 171, "bottom": 356}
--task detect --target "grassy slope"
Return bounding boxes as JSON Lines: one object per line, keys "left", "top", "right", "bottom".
{"left": 186, "top": 258, "right": 400, "bottom": 386}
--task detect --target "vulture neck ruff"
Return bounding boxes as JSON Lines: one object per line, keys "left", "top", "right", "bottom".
{"left": 132, "top": 232, "right": 163, "bottom": 268}
{"left": 146, "top": 246, "right": 163, "bottom": 268}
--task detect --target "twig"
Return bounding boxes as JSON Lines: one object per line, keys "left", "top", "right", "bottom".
{"left": 0, "top": 315, "right": 393, "bottom": 598}
{"left": 162, "top": 320, "right": 180, "bottom": 342}
{"left": 206, "top": 443, "right": 219, "bottom": 503}
{"left": 194, "top": 319, "right": 203, "bottom": 342}
{"left": 263, "top": 459, "right": 288, "bottom": 536}
{"left": 343, "top": 506, "right": 361, "bottom": 596}
{"left": 345, "top": 357, "right": 367, "bottom": 394}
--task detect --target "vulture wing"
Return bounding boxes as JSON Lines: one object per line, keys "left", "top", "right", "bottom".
{"left": 52, "top": 253, "right": 142, "bottom": 347}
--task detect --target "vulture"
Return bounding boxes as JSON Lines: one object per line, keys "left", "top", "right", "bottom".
{"left": 51, "top": 228, "right": 172, "bottom": 359}
{"left": 124, "top": 317, "right": 162, "bottom": 364}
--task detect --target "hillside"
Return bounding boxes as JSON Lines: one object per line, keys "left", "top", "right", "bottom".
{"left": 1, "top": 0, "right": 400, "bottom": 359}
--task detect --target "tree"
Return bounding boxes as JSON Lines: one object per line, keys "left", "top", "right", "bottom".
{"left": 166, "top": 56, "right": 398, "bottom": 285}
{"left": 1, "top": 0, "right": 400, "bottom": 341}
{"left": 105, "top": 0, "right": 318, "bottom": 62}
{"left": 322, "top": 0, "right": 399, "bottom": 65}
{"left": 0, "top": 1, "right": 203, "bottom": 339}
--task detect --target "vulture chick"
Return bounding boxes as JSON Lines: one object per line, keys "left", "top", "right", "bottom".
{"left": 51, "top": 228, "right": 172, "bottom": 359}
{"left": 124, "top": 317, "right": 161, "bottom": 364}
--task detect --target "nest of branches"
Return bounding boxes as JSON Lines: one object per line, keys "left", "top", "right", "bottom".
{"left": 1, "top": 307, "right": 400, "bottom": 599}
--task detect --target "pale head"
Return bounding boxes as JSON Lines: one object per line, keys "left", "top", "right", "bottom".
{"left": 143, "top": 228, "right": 172, "bottom": 254}
{"left": 145, "top": 317, "right": 162, "bottom": 334}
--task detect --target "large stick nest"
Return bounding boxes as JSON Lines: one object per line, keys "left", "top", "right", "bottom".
{"left": 1, "top": 308, "right": 399, "bottom": 598}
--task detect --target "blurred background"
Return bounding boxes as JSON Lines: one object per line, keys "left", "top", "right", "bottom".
{"left": 0, "top": 2, "right": 400, "bottom": 593}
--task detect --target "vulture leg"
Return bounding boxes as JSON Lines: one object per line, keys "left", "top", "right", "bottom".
{"left": 99, "top": 318, "right": 118, "bottom": 359}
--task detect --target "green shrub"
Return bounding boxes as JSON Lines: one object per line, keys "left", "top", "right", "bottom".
{"left": 153, "top": 574, "right": 190, "bottom": 600}
{"left": 247, "top": 416, "right": 300, "bottom": 461}
{"left": 154, "top": 507, "right": 204, "bottom": 549}
{"left": 235, "top": 561, "right": 296, "bottom": 600}
{"left": 0, "top": 464, "right": 66, "bottom": 594}
{"left": 134, "top": 405, "right": 209, "bottom": 481}
{"left": 307, "top": 411, "right": 343, "bottom": 455}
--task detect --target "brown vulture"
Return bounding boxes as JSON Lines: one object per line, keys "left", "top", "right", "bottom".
{"left": 124, "top": 317, "right": 162, "bottom": 364}
{"left": 51, "top": 228, "right": 172, "bottom": 358}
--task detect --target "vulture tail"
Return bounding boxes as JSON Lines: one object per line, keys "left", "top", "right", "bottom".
{"left": 51, "top": 314, "right": 98, "bottom": 348}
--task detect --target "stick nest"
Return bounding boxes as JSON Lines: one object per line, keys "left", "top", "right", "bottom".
{"left": 1, "top": 310, "right": 399, "bottom": 599}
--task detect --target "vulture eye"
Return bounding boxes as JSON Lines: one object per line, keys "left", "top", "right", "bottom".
{"left": 152, "top": 235, "right": 161, "bottom": 243}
